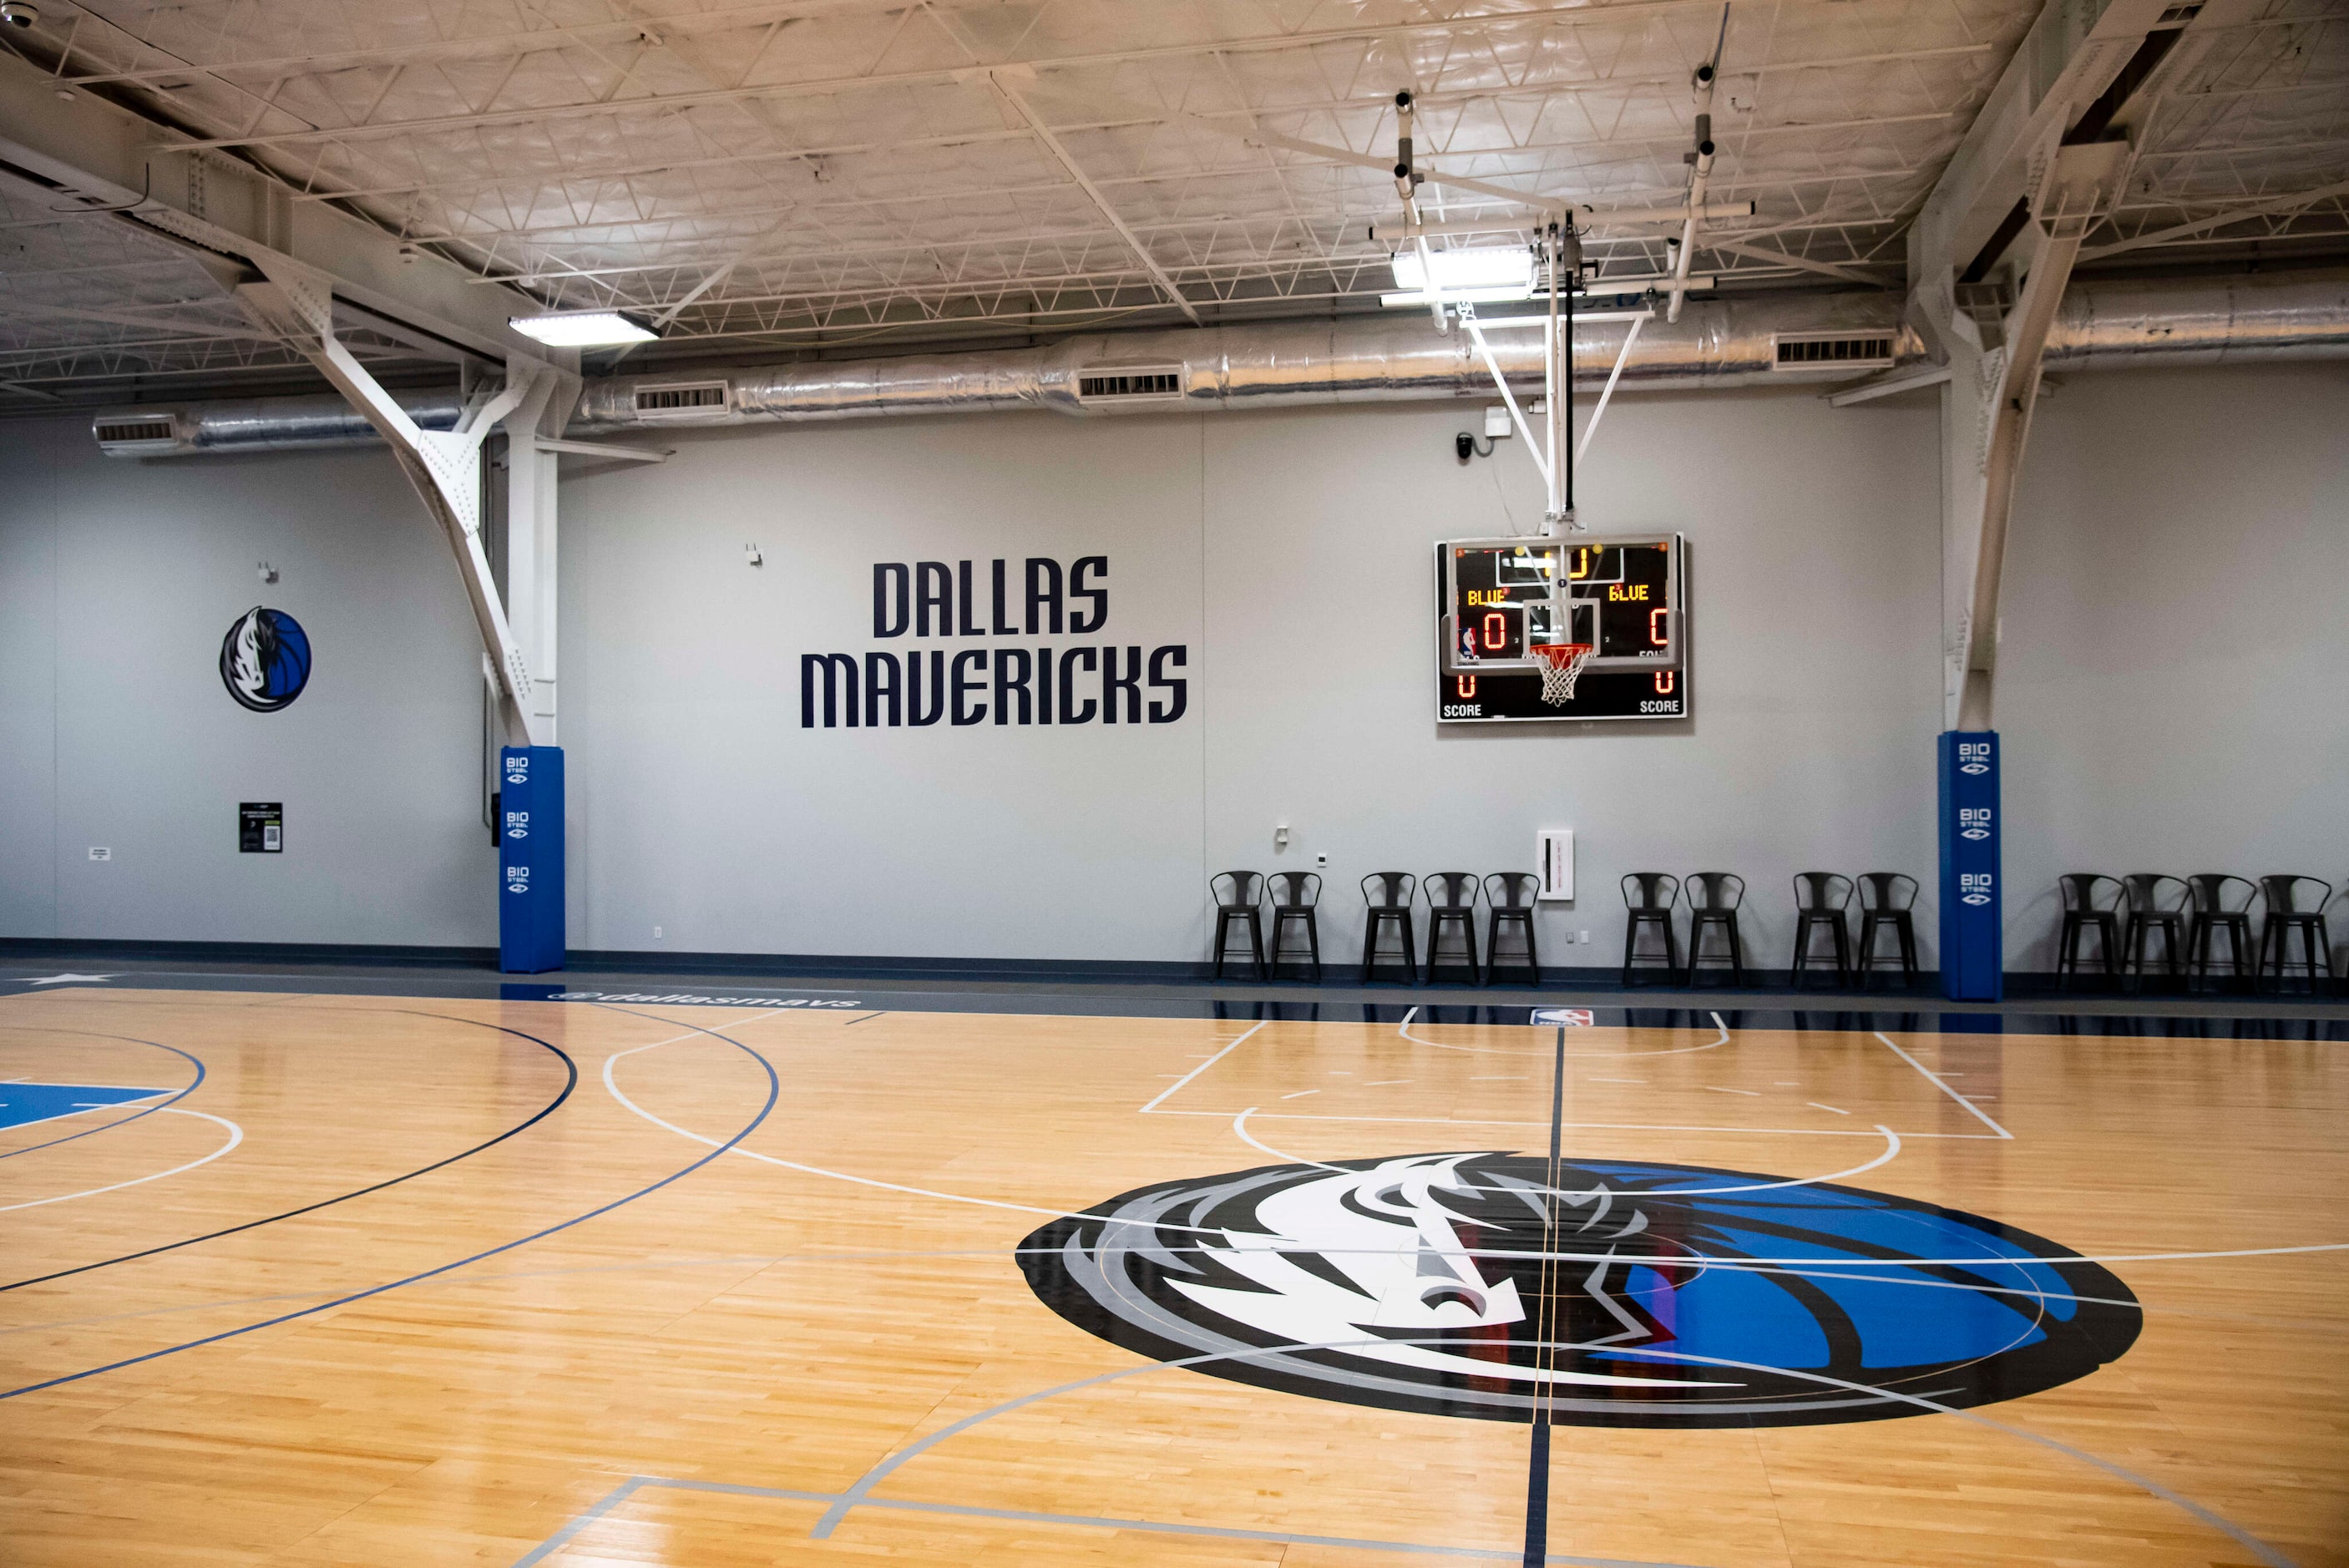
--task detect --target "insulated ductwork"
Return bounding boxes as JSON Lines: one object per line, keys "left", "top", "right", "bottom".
{"left": 92, "top": 392, "right": 468, "bottom": 458}
{"left": 94, "top": 270, "right": 2349, "bottom": 456}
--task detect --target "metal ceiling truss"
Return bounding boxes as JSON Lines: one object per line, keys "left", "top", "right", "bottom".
{"left": 0, "top": 0, "right": 2337, "bottom": 396}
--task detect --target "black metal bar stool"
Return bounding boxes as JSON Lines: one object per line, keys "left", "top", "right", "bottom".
{"left": 1422, "top": 873, "right": 1482, "bottom": 984}
{"left": 1360, "top": 872, "right": 1418, "bottom": 984}
{"left": 1483, "top": 873, "right": 1541, "bottom": 987}
{"left": 1266, "top": 871, "right": 1323, "bottom": 983}
{"left": 2184, "top": 873, "right": 2257, "bottom": 993}
{"left": 1209, "top": 871, "right": 1266, "bottom": 980}
{"left": 2119, "top": 873, "right": 2190, "bottom": 987}
{"left": 2056, "top": 874, "right": 2122, "bottom": 988}
{"left": 1855, "top": 873, "right": 1921, "bottom": 988}
{"left": 2256, "top": 875, "right": 2335, "bottom": 994}
{"left": 1683, "top": 873, "right": 1748, "bottom": 987}
{"left": 1790, "top": 872, "right": 1854, "bottom": 989}
{"left": 1620, "top": 873, "right": 1680, "bottom": 985}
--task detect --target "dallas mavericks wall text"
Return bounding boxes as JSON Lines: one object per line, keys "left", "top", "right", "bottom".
{"left": 801, "top": 557, "right": 1188, "bottom": 728}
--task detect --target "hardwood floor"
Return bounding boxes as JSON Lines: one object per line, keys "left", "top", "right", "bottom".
{"left": 1, "top": 986, "right": 2342, "bottom": 1565}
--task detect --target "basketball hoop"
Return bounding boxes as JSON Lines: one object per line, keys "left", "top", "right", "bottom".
{"left": 1529, "top": 643, "right": 1593, "bottom": 706}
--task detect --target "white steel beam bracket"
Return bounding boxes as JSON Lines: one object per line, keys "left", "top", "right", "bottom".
{"left": 235, "top": 257, "right": 559, "bottom": 746}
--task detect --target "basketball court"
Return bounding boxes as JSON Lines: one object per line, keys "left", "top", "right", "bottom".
{"left": 4, "top": 979, "right": 2344, "bottom": 1565}
{"left": 3, "top": 0, "right": 2346, "bottom": 1563}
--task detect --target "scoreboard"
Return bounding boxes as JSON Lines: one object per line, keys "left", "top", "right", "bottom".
{"left": 1435, "top": 534, "right": 1688, "bottom": 723}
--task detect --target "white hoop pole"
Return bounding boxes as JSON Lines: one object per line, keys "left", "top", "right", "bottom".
{"left": 1576, "top": 312, "right": 1650, "bottom": 466}
{"left": 1462, "top": 308, "right": 1552, "bottom": 492}
{"left": 1546, "top": 226, "right": 1565, "bottom": 529}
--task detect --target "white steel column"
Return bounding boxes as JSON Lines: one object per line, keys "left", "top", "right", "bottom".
{"left": 1947, "top": 143, "right": 2126, "bottom": 729}
{"left": 1907, "top": 0, "right": 2178, "bottom": 727}
{"left": 499, "top": 360, "right": 580, "bottom": 746}
{"left": 234, "top": 255, "right": 559, "bottom": 746}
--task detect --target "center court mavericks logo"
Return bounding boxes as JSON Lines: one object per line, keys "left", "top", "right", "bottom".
{"left": 1019, "top": 1153, "right": 2139, "bottom": 1428}
{"left": 218, "top": 606, "right": 312, "bottom": 712}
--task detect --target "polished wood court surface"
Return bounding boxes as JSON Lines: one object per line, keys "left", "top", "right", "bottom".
{"left": 2, "top": 985, "right": 2343, "bottom": 1566}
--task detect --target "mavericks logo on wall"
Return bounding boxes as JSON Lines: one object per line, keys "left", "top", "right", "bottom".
{"left": 1020, "top": 1152, "right": 2139, "bottom": 1428}
{"left": 802, "top": 555, "right": 1187, "bottom": 729}
{"left": 219, "top": 606, "right": 312, "bottom": 713}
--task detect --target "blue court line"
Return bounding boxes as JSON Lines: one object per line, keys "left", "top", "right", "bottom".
{"left": 1, "top": 1012, "right": 578, "bottom": 1293}
{"left": 514, "top": 1474, "right": 1709, "bottom": 1568}
{"left": 0, "top": 1027, "right": 205, "bottom": 1160}
{"left": 0, "top": 1016, "right": 777, "bottom": 1403}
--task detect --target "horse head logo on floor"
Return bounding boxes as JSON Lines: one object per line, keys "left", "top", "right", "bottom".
{"left": 1020, "top": 1151, "right": 2138, "bottom": 1428}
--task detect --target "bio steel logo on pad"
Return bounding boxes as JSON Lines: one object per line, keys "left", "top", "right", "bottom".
{"left": 219, "top": 606, "right": 312, "bottom": 712}
{"left": 1020, "top": 1154, "right": 2138, "bottom": 1429}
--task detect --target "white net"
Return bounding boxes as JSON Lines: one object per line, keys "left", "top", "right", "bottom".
{"left": 1531, "top": 644, "right": 1593, "bottom": 706}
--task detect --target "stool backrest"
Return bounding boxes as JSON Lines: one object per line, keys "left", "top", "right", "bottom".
{"left": 1622, "top": 872, "right": 1678, "bottom": 912}
{"left": 1425, "top": 872, "right": 1479, "bottom": 910}
{"left": 1792, "top": 872, "right": 1852, "bottom": 912}
{"left": 2121, "top": 873, "right": 2188, "bottom": 913}
{"left": 1485, "top": 872, "right": 1539, "bottom": 910}
{"left": 1362, "top": 871, "right": 1415, "bottom": 909}
{"left": 2260, "top": 874, "right": 2331, "bottom": 914}
{"left": 1268, "top": 871, "right": 1320, "bottom": 908}
{"left": 1211, "top": 871, "right": 1262, "bottom": 908}
{"left": 2059, "top": 873, "right": 2121, "bottom": 913}
{"left": 1685, "top": 872, "right": 1744, "bottom": 911}
{"left": 1857, "top": 872, "right": 1917, "bottom": 912}
{"left": 2187, "top": 873, "right": 2256, "bottom": 914}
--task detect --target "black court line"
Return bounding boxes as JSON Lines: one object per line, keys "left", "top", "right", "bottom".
{"left": 1522, "top": 1024, "right": 1567, "bottom": 1567}
{"left": 0, "top": 1025, "right": 206, "bottom": 1161}
{"left": 0, "top": 1010, "right": 576, "bottom": 1294}
{"left": 0, "top": 1013, "right": 777, "bottom": 1402}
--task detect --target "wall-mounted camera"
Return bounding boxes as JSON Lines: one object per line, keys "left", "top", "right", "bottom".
{"left": 0, "top": 3, "right": 40, "bottom": 31}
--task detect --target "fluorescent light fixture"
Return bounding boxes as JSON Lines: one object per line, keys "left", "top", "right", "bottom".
{"left": 1383, "top": 246, "right": 1535, "bottom": 307}
{"left": 1381, "top": 286, "right": 1540, "bottom": 307}
{"left": 509, "top": 311, "right": 657, "bottom": 346}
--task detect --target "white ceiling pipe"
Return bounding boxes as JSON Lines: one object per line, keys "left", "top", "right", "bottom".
{"left": 86, "top": 270, "right": 2349, "bottom": 454}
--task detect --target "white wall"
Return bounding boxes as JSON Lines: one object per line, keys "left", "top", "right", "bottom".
{"left": 0, "top": 418, "right": 494, "bottom": 947}
{"left": 2, "top": 361, "right": 2339, "bottom": 972}
{"left": 1997, "top": 362, "right": 2349, "bottom": 967}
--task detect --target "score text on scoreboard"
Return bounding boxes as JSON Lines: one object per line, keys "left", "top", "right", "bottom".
{"left": 1434, "top": 534, "right": 1688, "bottom": 723}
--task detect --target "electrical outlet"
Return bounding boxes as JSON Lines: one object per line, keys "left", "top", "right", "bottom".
{"left": 653, "top": 925, "right": 664, "bottom": 939}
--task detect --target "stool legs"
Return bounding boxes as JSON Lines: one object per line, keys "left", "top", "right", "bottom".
{"left": 1858, "top": 912, "right": 1917, "bottom": 989}
{"left": 1271, "top": 909, "right": 1322, "bottom": 983}
{"left": 1425, "top": 911, "right": 1479, "bottom": 984}
{"left": 1688, "top": 912, "right": 1744, "bottom": 986}
{"left": 1622, "top": 912, "right": 1678, "bottom": 985}
{"left": 1485, "top": 910, "right": 1539, "bottom": 986}
{"left": 1363, "top": 910, "right": 1416, "bottom": 983}
{"left": 1792, "top": 913, "right": 1850, "bottom": 989}
{"left": 1213, "top": 909, "right": 1265, "bottom": 980}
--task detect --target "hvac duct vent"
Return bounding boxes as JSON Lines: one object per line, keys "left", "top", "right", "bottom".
{"left": 93, "top": 415, "right": 179, "bottom": 453}
{"left": 1076, "top": 368, "right": 1184, "bottom": 401}
{"left": 1771, "top": 333, "right": 1896, "bottom": 370}
{"left": 632, "top": 380, "right": 729, "bottom": 417}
